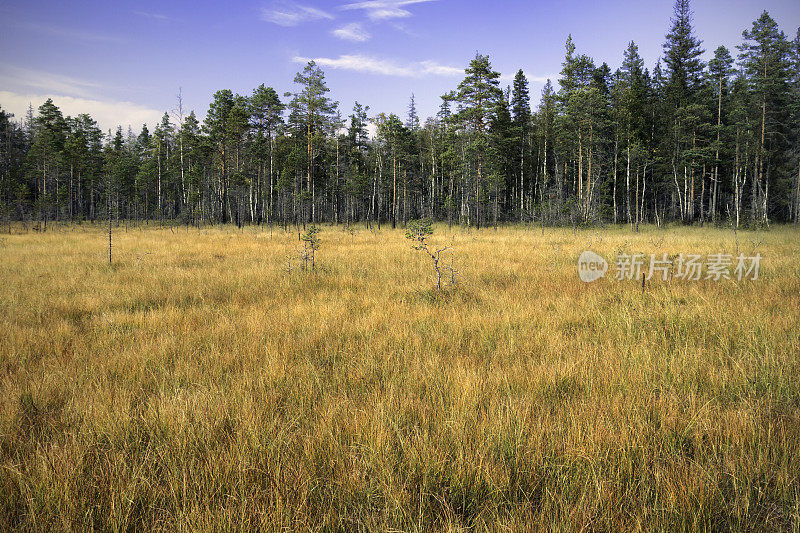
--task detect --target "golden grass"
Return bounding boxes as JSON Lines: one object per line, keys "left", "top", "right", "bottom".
{"left": 1, "top": 222, "right": 799, "bottom": 531}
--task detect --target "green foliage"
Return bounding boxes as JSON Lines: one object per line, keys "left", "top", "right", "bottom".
{"left": 405, "top": 217, "right": 433, "bottom": 249}
{"left": 300, "top": 224, "right": 321, "bottom": 270}
{"left": 1, "top": 1, "right": 799, "bottom": 229}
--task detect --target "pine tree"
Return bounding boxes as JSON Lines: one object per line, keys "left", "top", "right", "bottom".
{"left": 135, "top": 123, "right": 156, "bottom": 219}
{"left": 792, "top": 28, "right": 800, "bottom": 226}
{"left": 405, "top": 94, "right": 422, "bottom": 226}
{"left": 227, "top": 94, "right": 250, "bottom": 226}
{"left": 739, "top": 11, "right": 792, "bottom": 224}
{"left": 249, "top": 84, "right": 284, "bottom": 224}
{"left": 489, "top": 90, "right": 513, "bottom": 229}
{"left": 510, "top": 70, "right": 530, "bottom": 220}
{"left": 63, "top": 115, "right": 100, "bottom": 222}
{"left": 437, "top": 94, "right": 458, "bottom": 228}
{"left": 153, "top": 112, "right": 174, "bottom": 218}
{"left": 346, "top": 102, "right": 370, "bottom": 225}
{"left": 664, "top": 0, "right": 705, "bottom": 103}
{"left": 376, "top": 113, "right": 406, "bottom": 228}
{"left": 406, "top": 93, "right": 420, "bottom": 132}
{"left": 663, "top": 0, "right": 705, "bottom": 222}
{"left": 180, "top": 111, "right": 203, "bottom": 225}
{"left": 26, "top": 99, "right": 66, "bottom": 229}
{"left": 454, "top": 52, "right": 502, "bottom": 229}
{"left": 707, "top": 46, "right": 735, "bottom": 223}
{"left": 558, "top": 36, "right": 602, "bottom": 222}
{"left": 204, "top": 90, "right": 235, "bottom": 223}
{"left": 286, "top": 61, "right": 338, "bottom": 224}
{"left": 536, "top": 80, "right": 556, "bottom": 221}
{"left": 728, "top": 72, "right": 753, "bottom": 229}
{"left": 619, "top": 41, "right": 647, "bottom": 225}
{"left": 0, "top": 107, "right": 28, "bottom": 230}
{"left": 2, "top": 7, "right": 800, "bottom": 229}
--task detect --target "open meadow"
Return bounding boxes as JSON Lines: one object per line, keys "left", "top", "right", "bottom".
{"left": 1, "top": 223, "right": 799, "bottom": 531}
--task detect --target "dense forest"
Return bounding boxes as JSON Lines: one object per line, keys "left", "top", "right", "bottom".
{"left": 1, "top": 1, "right": 799, "bottom": 231}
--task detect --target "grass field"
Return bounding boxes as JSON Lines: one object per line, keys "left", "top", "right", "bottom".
{"left": 1, "top": 222, "right": 799, "bottom": 531}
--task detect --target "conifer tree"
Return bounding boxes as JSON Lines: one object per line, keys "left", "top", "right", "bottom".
{"left": 286, "top": 61, "right": 338, "bottom": 224}
{"left": 510, "top": 70, "right": 530, "bottom": 220}
{"left": 739, "top": 11, "right": 792, "bottom": 224}
{"left": 454, "top": 53, "right": 502, "bottom": 229}
{"left": 707, "top": 46, "right": 735, "bottom": 223}
{"left": 26, "top": 99, "right": 66, "bottom": 229}
{"left": 204, "top": 89, "right": 235, "bottom": 222}
{"left": 663, "top": 0, "right": 705, "bottom": 222}
{"left": 249, "top": 84, "right": 284, "bottom": 224}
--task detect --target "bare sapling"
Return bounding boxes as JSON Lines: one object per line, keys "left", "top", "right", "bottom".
{"left": 405, "top": 219, "right": 455, "bottom": 291}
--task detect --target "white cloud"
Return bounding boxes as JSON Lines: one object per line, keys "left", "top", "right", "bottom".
{"left": 261, "top": 2, "right": 334, "bottom": 26}
{"left": 0, "top": 64, "right": 102, "bottom": 98}
{"left": 498, "top": 73, "right": 555, "bottom": 84}
{"left": 133, "top": 11, "right": 169, "bottom": 21}
{"left": 418, "top": 60, "right": 462, "bottom": 77}
{"left": 331, "top": 22, "right": 371, "bottom": 42}
{"left": 339, "top": 0, "right": 436, "bottom": 21}
{"left": 0, "top": 91, "right": 164, "bottom": 133}
{"left": 14, "top": 21, "right": 125, "bottom": 43}
{"left": 295, "top": 54, "right": 412, "bottom": 75}
{"left": 292, "top": 54, "right": 461, "bottom": 77}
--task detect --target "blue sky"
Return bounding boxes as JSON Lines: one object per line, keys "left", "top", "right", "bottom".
{"left": 1, "top": 0, "right": 798, "bottom": 134}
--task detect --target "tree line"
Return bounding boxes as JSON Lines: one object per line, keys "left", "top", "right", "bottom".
{"left": 1, "top": 1, "right": 799, "bottom": 231}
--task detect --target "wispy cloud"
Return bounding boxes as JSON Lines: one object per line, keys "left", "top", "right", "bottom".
{"left": 0, "top": 91, "right": 164, "bottom": 132}
{"left": 331, "top": 22, "right": 370, "bottom": 42}
{"left": 418, "top": 60, "right": 462, "bottom": 76}
{"left": 0, "top": 64, "right": 102, "bottom": 98}
{"left": 339, "top": 0, "right": 436, "bottom": 21}
{"left": 13, "top": 21, "right": 125, "bottom": 43}
{"left": 133, "top": 11, "right": 169, "bottom": 21}
{"left": 261, "top": 1, "right": 334, "bottom": 26}
{"left": 498, "top": 72, "right": 554, "bottom": 84}
{"left": 292, "top": 54, "right": 461, "bottom": 77}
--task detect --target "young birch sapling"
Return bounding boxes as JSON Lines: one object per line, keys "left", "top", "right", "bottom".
{"left": 405, "top": 218, "right": 455, "bottom": 291}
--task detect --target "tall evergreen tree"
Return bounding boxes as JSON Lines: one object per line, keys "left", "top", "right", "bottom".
{"left": 536, "top": 80, "right": 557, "bottom": 220}
{"left": 707, "top": 46, "right": 735, "bottom": 223}
{"left": 0, "top": 107, "right": 28, "bottom": 228}
{"left": 204, "top": 89, "right": 235, "bottom": 222}
{"left": 489, "top": 90, "right": 514, "bottom": 228}
{"left": 619, "top": 41, "right": 648, "bottom": 225}
{"left": 286, "top": 61, "right": 338, "bottom": 223}
{"left": 662, "top": 0, "right": 705, "bottom": 221}
{"left": 739, "top": 11, "right": 792, "bottom": 224}
{"left": 454, "top": 52, "right": 502, "bottom": 228}
{"left": 558, "top": 36, "right": 604, "bottom": 221}
{"left": 792, "top": 28, "right": 800, "bottom": 226}
{"left": 26, "top": 99, "right": 66, "bottom": 229}
{"left": 249, "top": 84, "right": 284, "bottom": 224}
{"left": 376, "top": 113, "right": 406, "bottom": 228}
{"left": 510, "top": 70, "right": 531, "bottom": 220}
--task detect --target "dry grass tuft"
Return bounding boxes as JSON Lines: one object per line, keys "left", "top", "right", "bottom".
{"left": 0, "top": 223, "right": 798, "bottom": 530}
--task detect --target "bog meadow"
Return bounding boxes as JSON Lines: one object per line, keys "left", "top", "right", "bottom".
{"left": 1, "top": 222, "right": 799, "bottom": 530}
{"left": 2, "top": 0, "right": 800, "bottom": 529}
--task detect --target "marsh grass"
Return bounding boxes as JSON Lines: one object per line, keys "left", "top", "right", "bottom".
{"left": 1, "top": 223, "right": 799, "bottom": 531}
